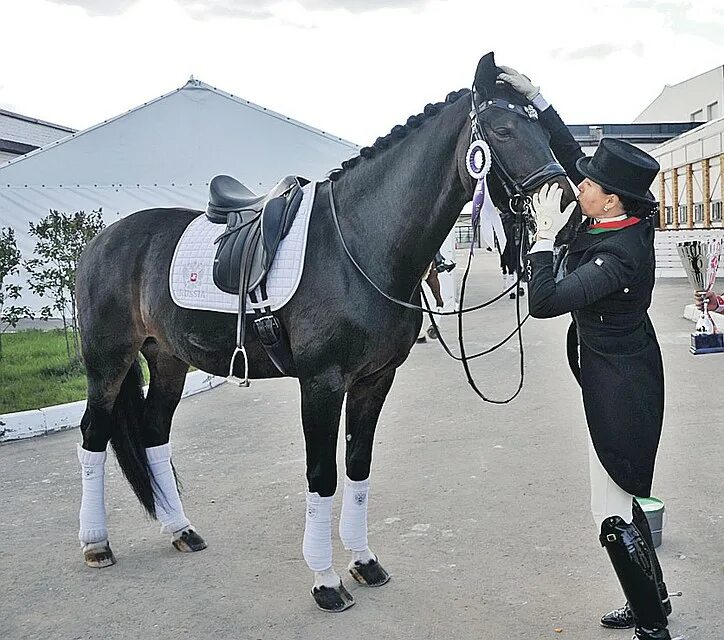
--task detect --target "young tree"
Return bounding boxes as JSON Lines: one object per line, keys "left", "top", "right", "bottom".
{"left": 25, "top": 209, "right": 105, "bottom": 362}
{"left": 0, "top": 227, "right": 31, "bottom": 359}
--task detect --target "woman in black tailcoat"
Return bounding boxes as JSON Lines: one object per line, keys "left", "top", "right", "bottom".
{"left": 498, "top": 67, "right": 672, "bottom": 640}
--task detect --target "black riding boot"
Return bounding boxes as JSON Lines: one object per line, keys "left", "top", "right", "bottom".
{"left": 600, "top": 516, "right": 670, "bottom": 640}
{"left": 600, "top": 500, "right": 671, "bottom": 629}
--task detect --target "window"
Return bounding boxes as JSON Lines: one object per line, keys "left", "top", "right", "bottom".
{"left": 707, "top": 102, "right": 720, "bottom": 120}
{"left": 691, "top": 109, "right": 704, "bottom": 122}
{"left": 665, "top": 206, "right": 674, "bottom": 225}
{"left": 694, "top": 203, "right": 704, "bottom": 223}
{"left": 678, "top": 204, "right": 688, "bottom": 224}
{"left": 712, "top": 201, "right": 723, "bottom": 223}
{"left": 455, "top": 226, "right": 480, "bottom": 248}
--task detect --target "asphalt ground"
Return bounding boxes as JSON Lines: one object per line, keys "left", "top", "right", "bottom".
{"left": 1, "top": 250, "right": 722, "bottom": 640}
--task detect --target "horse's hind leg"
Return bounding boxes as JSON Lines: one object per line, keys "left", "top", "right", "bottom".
{"left": 79, "top": 348, "right": 143, "bottom": 568}
{"left": 340, "top": 367, "right": 396, "bottom": 588}
{"left": 140, "top": 341, "right": 206, "bottom": 553}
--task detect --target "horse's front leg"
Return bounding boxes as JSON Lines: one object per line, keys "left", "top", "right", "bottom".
{"left": 300, "top": 371, "right": 353, "bottom": 612}
{"left": 341, "top": 367, "right": 395, "bottom": 588}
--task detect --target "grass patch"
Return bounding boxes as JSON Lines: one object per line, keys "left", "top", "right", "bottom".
{"left": 0, "top": 330, "right": 151, "bottom": 414}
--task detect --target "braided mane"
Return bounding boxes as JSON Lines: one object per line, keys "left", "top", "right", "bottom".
{"left": 329, "top": 89, "right": 470, "bottom": 181}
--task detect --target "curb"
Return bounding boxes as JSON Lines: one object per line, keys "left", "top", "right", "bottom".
{"left": 0, "top": 370, "right": 226, "bottom": 443}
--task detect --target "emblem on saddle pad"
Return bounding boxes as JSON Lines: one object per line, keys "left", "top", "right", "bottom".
{"left": 183, "top": 263, "right": 206, "bottom": 296}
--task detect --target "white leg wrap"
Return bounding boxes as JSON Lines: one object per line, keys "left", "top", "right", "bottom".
{"left": 339, "top": 477, "right": 369, "bottom": 552}
{"left": 146, "top": 444, "right": 191, "bottom": 535}
{"left": 77, "top": 444, "right": 108, "bottom": 545}
{"left": 303, "top": 492, "right": 334, "bottom": 572}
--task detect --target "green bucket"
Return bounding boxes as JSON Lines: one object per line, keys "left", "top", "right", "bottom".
{"left": 637, "top": 497, "right": 665, "bottom": 548}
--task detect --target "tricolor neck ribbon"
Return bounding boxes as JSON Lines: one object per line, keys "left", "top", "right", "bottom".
{"left": 587, "top": 216, "right": 641, "bottom": 235}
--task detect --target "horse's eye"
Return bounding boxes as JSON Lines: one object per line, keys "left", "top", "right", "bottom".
{"left": 494, "top": 128, "right": 512, "bottom": 138}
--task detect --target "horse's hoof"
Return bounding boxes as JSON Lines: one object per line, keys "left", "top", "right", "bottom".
{"left": 172, "top": 528, "right": 208, "bottom": 552}
{"left": 83, "top": 541, "right": 116, "bottom": 568}
{"left": 349, "top": 558, "right": 390, "bottom": 587}
{"left": 311, "top": 583, "right": 355, "bottom": 612}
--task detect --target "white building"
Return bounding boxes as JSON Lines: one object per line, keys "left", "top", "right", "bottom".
{"left": 0, "top": 109, "right": 75, "bottom": 164}
{"left": 0, "top": 79, "right": 359, "bottom": 311}
{"left": 635, "top": 65, "right": 723, "bottom": 125}
{"left": 638, "top": 66, "right": 724, "bottom": 277}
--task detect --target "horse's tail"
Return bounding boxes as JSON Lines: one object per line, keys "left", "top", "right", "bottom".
{"left": 109, "top": 359, "right": 156, "bottom": 517}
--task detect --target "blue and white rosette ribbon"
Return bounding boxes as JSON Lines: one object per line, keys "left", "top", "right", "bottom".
{"left": 465, "top": 139, "right": 506, "bottom": 254}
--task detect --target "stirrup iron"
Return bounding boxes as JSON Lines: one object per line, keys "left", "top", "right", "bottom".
{"left": 228, "top": 345, "right": 250, "bottom": 387}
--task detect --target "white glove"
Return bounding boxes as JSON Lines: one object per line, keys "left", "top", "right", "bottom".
{"left": 497, "top": 65, "right": 540, "bottom": 101}
{"left": 531, "top": 184, "right": 577, "bottom": 242}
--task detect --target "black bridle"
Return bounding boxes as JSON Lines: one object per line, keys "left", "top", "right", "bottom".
{"left": 469, "top": 93, "right": 566, "bottom": 213}
{"left": 328, "top": 87, "right": 566, "bottom": 403}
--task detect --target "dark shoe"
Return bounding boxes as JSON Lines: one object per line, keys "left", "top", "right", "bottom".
{"left": 632, "top": 626, "right": 671, "bottom": 639}
{"left": 433, "top": 251, "right": 455, "bottom": 273}
{"left": 600, "top": 516, "right": 668, "bottom": 635}
{"left": 601, "top": 604, "right": 635, "bottom": 629}
{"left": 601, "top": 596, "right": 672, "bottom": 629}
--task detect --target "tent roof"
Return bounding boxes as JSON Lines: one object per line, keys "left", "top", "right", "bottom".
{"left": 0, "top": 79, "right": 360, "bottom": 311}
{"left": 0, "top": 78, "right": 358, "bottom": 188}
{"left": 0, "top": 79, "right": 359, "bottom": 250}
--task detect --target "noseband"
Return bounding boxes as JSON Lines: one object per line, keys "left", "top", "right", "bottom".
{"left": 469, "top": 96, "right": 565, "bottom": 212}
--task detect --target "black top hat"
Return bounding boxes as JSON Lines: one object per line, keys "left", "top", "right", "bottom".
{"left": 576, "top": 138, "right": 660, "bottom": 204}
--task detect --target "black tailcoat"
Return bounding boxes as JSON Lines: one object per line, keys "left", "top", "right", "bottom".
{"left": 526, "top": 218, "right": 664, "bottom": 498}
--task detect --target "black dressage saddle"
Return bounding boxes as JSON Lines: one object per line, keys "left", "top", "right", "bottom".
{"left": 208, "top": 174, "right": 309, "bottom": 295}
{"left": 206, "top": 174, "right": 308, "bottom": 380}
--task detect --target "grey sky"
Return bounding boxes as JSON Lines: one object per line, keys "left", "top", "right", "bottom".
{"left": 552, "top": 42, "right": 645, "bottom": 61}
{"left": 1, "top": 0, "right": 723, "bottom": 145}
{"left": 47, "top": 0, "right": 435, "bottom": 17}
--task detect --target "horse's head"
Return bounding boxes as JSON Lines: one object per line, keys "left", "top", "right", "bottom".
{"left": 459, "top": 52, "right": 578, "bottom": 244}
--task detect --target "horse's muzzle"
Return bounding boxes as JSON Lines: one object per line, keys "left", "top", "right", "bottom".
{"left": 519, "top": 161, "right": 567, "bottom": 194}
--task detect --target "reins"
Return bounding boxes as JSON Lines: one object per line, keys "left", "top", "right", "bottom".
{"left": 326, "top": 84, "right": 566, "bottom": 404}
{"left": 421, "top": 234, "right": 530, "bottom": 404}
{"left": 328, "top": 180, "right": 530, "bottom": 404}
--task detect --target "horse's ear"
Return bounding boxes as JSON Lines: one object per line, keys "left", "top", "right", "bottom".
{"left": 474, "top": 51, "right": 500, "bottom": 98}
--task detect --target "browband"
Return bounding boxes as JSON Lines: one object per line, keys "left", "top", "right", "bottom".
{"left": 471, "top": 98, "right": 539, "bottom": 122}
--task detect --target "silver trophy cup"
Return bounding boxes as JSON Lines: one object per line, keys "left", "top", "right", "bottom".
{"left": 677, "top": 239, "right": 724, "bottom": 354}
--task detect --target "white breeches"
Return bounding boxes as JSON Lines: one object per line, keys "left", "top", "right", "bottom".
{"left": 78, "top": 445, "right": 108, "bottom": 545}
{"left": 146, "top": 443, "right": 191, "bottom": 535}
{"left": 588, "top": 435, "right": 634, "bottom": 528}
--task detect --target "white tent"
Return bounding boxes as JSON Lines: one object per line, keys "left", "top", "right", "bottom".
{"left": 0, "top": 78, "right": 360, "bottom": 311}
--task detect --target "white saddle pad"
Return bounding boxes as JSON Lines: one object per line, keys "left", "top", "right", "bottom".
{"left": 169, "top": 181, "right": 316, "bottom": 314}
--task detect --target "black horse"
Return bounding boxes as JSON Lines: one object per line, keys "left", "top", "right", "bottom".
{"left": 74, "top": 52, "right": 575, "bottom": 611}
